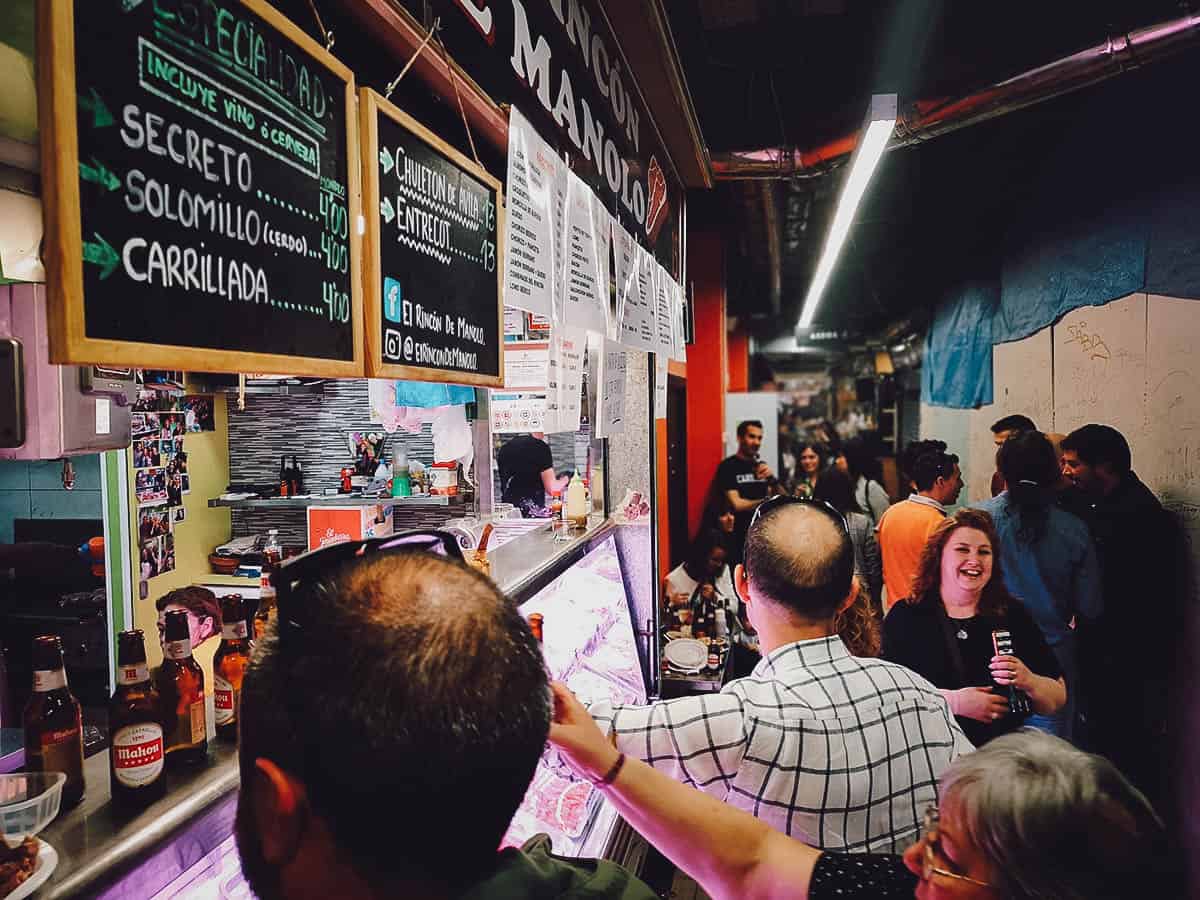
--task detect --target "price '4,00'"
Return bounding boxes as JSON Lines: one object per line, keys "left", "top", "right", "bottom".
{"left": 321, "top": 233, "right": 348, "bottom": 274}
{"left": 323, "top": 282, "right": 350, "bottom": 323}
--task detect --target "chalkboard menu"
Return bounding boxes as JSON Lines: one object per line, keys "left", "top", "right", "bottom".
{"left": 39, "top": 0, "right": 364, "bottom": 376}
{"left": 359, "top": 90, "right": 503, "bottom": 386}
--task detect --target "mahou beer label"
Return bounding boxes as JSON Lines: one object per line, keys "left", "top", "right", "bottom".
{"left": 214, "top": 674, "right": 235, "bottom": 725}
{"left": 117, "top": 663, "right": 150, "bottom": 685}
{"left": 222, "top": 621, "right": 249, "bottom": 640}
{"left": 32, "top": 668, "right": 68, "bottom": 692}
{"left": 164, "top": 639, "right": 191, "bottom": 660}
{"left": 113, "top": 723, "right": 165, "bottom": 787}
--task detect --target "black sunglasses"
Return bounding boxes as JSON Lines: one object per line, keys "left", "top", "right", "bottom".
{"left": 272, "top": 530, "right": 466, "bottom": 637}
{"left": 748, "top": 494, "right": 850, "bottom": 535}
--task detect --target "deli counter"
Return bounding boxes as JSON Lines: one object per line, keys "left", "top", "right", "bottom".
{"left": 29, "top": 517, "right": 658, "bottom": 897}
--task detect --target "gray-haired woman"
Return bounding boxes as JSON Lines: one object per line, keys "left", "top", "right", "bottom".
{"left": 549, "top": 694, "right": 1175, "bottom": 899}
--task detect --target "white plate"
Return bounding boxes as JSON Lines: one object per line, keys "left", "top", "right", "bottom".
{"left": 5, "top": 838, "right": 58, "bottom": 900}
{"left": 662, "top": 638, "right": 708, "bottom": 672}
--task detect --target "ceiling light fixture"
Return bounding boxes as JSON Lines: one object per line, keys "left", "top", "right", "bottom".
{"left": 797, "top": 93, "right": 897, "bottom": 330}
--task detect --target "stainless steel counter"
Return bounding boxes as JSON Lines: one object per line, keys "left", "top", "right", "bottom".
{"left": 38, "top": 743, "right": 240, "bottom": 898}
{"left": 489, "top": 516, "right": 616, "bottom": 602}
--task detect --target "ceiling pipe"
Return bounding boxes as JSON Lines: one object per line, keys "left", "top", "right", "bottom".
{"left": 712, "top": 11, "right": 1200, "bottom": 179}
{"left": 760, "top": 181, "right": 783, "bottom": 315}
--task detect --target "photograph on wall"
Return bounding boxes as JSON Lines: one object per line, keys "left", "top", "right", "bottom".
{"left": 139, "top": 533, "right": 176, "bottom": 579}
{"left": 132, "top": 438, "right": 161, "bottom": 469}
{"left": 167, "top": 471, "right": 184, "bottom": 508}
{"left": 131, "top": 413, "right": 156, "bottom": 439}
{"left": 172, "top": 506, "right": 186, "bottom": 525}
{"left": 138, "top": 507, "right": 171, "bottom": 542}
{"left": 181, "top": 473, "right": 191, "bottom": 495}
{"left": 160, "top": 438, "right": 181, "bottom": 460}
{"left": 183, "top": 395, "right": 216, "bottom": 432}
{"left": 143, "top": 370, "right": 185, "bottom": 389}
{"left": 161, "top": 533, "right": 176, "bottom": 575}
{"left": 159, "top": 413, "right": 186, "bottom": 440}
{"left": 135, "top": 468, "right": 167, "bottom": 505}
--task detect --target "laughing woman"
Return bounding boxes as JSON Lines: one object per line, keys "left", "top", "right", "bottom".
{"left": 882, "top": 508, "right": 1065, "bottom": 747}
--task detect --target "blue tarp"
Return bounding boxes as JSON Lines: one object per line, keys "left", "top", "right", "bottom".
{"left": 921, "top": 279, "right": 997, "bottom": 409}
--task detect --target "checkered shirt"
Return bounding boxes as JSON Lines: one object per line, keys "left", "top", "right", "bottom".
{"left": 590, "top": 636, "right": 973, "bottom": 853}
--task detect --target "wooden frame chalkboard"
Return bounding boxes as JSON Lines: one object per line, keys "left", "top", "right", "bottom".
{"left": 359, "top": 89, "right": 504, "bottom": 387}
{"left": 38, "top": 0, "right": 365, "bottom": 377}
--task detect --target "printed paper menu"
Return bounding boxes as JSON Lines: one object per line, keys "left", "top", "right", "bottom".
{"left": 502, "top": 108, "right": 564, "bottom": 319}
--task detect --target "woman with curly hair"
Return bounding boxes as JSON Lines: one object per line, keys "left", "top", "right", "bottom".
{"left": 882, "top": 508, "right": 1066, "bottom": 746}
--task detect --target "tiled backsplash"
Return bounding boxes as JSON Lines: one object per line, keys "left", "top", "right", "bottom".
{"left": 226, "top": 380, "right": 464, "bottom": 546}
{"left": 0, "top": 456, "right": 103, "bottom": 543}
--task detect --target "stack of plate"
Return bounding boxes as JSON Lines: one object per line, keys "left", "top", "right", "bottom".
{"left": 662, "top": 638, "right": 708, "bottom": 674}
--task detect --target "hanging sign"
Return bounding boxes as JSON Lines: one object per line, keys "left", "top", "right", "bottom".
{"left": 502, "top": 107, "right": 564, "bottom": 319}
{"left": 654, "top": 353, "right": 668, "bottom": 420}
{"left": 545, "top": 325, "right": 585, "bottom": 434}
{"left": 558, "top": 169, "right": 610, "bottom": 336}
{"left": 596, "top": 339, "right": 627, "bottom": 438}
{"left": 360, "top": 89, "right": 503, "bottom": 386}
{"left": 39, "top": 0, "right": 364, "bottom": 375}
{"left": 653, "top": 262, "right": 675, "bottom": 355}
{"left": 617, "top": 236, "right": 656, "bottom": 351}
{"left": 490, "top": 392, "right": 547, "bottom": 433}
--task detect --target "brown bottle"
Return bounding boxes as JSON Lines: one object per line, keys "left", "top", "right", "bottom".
{"left": 23, "top": 635, "right": 85, "bottom": 809}
{"left": 157, "top": 610, "right": 208, "bottom": 768}
{"left": 213, "top": 595, "right": 252, "bottom": 742}
{"left": 109, "top": 630, "right": 166, "bottom": 808}
{"left": 527, "top": 613, "right": 544, "bottom": 644}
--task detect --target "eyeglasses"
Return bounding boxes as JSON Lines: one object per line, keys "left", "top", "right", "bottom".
{"left": 921, "top": 807, "right": 994, "bottom": 889}
{"left": 748, "top": 494, "right": 850, "bottom": 535}
{"left": 273, "top": 530, "right": 466, "bottom": 638}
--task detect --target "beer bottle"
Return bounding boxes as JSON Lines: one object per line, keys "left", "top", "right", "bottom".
{"left": 157, "top": 609, "right": 208, "bottom": 768}
{"left": 213, "top": 595, "right": 252, "bottom": 742}
{"left": 109, "top": 630, "right": 166, "bottom": 807}
{"left": 255, "top": 531, "right": 283, "bottom": 641}
{"left": 23, "top": 635, "right": 85, "bottom": 809}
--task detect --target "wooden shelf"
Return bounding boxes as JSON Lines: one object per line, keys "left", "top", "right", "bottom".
{"left": 208, "top": 495, "right": 451, "bottom": 509}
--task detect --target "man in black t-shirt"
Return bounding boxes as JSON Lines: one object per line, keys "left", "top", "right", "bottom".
{"left": 497, "top": 432, "right": 569, "bottom": 517}
{"left": 714, "top": 420, "right": 781, "bottom": 563}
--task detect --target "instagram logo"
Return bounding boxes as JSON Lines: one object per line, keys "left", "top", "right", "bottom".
{"left": 384, "top": 328, "right": 403, "bottom": 359}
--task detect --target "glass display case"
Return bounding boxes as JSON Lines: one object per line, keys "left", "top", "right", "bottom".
{"left": 502, "top": 533, "right": 647, "bottom": 858}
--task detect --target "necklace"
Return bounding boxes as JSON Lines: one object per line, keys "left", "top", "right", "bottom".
{"left": 956, "top": 626, "right": 968, "bottom": 640}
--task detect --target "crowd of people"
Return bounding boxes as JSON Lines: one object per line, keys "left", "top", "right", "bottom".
{"left": 227, "top": 415, "right": 1183, "bottom": 899}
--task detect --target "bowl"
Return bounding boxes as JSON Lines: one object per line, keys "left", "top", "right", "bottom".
{"left": 209, "top": 554, "right": 240, "bottom": 575}
{"left": 0, "top": 773, "right": 65, "bottom": 844}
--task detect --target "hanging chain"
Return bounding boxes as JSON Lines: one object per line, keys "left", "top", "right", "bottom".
{"left": 386, "top": 17, "right": 440, "bottom": 100}
{"left": 306, "top": 0, "right": 335, "bottom": 52}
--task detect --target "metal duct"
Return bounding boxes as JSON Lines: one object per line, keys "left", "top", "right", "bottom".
{"left": 760, "top": 181, "right": 782, "bottom": 314}
{"left": 712, "top": 12, "right": 1200, "bottom": 179}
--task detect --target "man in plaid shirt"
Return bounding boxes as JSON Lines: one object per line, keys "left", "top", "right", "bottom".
{"left": 590, "top": 498, "right": 973, "bottom": 853}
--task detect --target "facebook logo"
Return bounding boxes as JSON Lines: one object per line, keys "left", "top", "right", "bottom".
{"left": 384, "top": 277, "right": 403, "bottom": 323}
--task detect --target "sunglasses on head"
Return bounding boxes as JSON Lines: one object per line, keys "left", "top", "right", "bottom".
{"left": 272, "top": 530, "right": 466, "bottom": 638}
{"left": 748, "top": 494, "right": 850, "bottom": 534}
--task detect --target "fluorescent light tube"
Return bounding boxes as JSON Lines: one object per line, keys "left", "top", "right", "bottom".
{"left": 798, "top": 94, "right": 897, "bottom": 329}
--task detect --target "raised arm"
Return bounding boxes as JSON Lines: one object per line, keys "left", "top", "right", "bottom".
{"left": 552, "top": 683, "right": 819, "bottom": 900}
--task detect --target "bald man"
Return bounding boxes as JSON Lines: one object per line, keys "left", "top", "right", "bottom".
{"left": 589, "top": 499, "right": 970, "bottom": 853}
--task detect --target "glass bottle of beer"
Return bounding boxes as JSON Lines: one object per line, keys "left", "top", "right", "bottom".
{"left": 213, "top": 595, "right": 252, "bottom": 742}
{"left": 157, "top": 609, "right": 208, "bottom": 768}
{"left": 255, "top": 531, "right": 283, "bottom": 641}
{"left": 23, "top": 635, "right": 85, "bottom": 809}
{"left": 109, "top": 630, "right": 166, "bottom": 808}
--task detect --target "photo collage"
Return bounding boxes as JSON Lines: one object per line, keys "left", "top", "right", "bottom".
{"left": 131, "top": 370, "right": 215, "bottom": 579}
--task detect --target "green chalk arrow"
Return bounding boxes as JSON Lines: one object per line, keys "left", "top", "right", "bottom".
{"left": 82, "top": 233, "right": 120, "bottom": 280}
{"left": 77, "top": 88, "right": 114, "bottom": 129}
{"left": 379, "top": 146, "right": 394, "bottom": 175}
{"left": 80, "top": 157, "right": 120, "bottom": 192}
{"left": 381, "top": 196, "right": 395, "bottom": 224}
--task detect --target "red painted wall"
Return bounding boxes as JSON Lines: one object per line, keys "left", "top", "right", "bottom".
{"left": 685, "top": 232, "right": 728, "bottom": 539}
{"left": 728, "top": 326, "right": 749, "bottom": 392}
